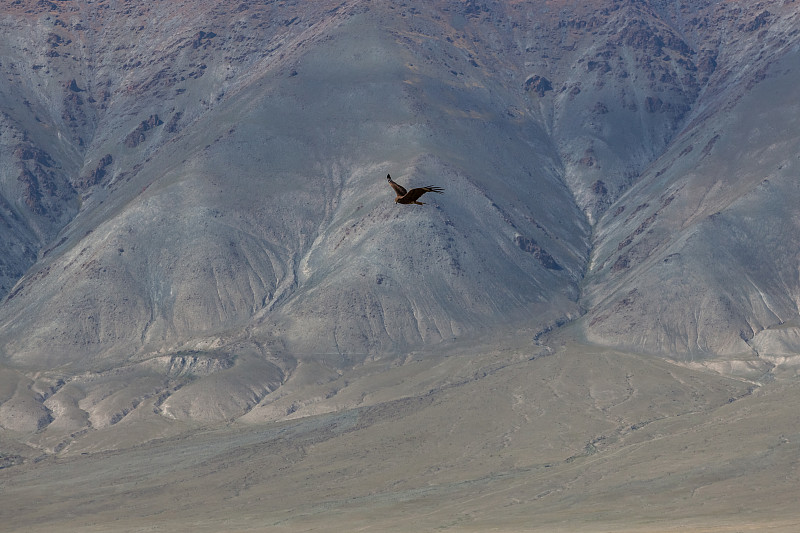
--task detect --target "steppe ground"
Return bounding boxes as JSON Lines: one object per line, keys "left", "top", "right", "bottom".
{"left": 2, "top": 328, "right": 799, "bottom": 532}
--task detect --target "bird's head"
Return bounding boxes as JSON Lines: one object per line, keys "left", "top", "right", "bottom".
{"left": 386, "top": 174, "right": 391, "bottom": 182}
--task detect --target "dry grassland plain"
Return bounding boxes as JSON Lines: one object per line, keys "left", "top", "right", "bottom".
{"left": 3, "top": 329, "right": 799, "bottom": 532}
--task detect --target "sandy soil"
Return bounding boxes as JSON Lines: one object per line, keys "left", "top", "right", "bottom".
{"left": 2, "top": 331, "right": 799, "bottom": 532}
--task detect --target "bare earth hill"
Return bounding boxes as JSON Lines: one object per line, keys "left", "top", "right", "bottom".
{"left": 1, "top": 1, "right": 800, "bottom": 531}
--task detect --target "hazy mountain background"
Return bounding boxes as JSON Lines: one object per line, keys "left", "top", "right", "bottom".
{"left": 2, "top": 1, "right": 800, "bottom": 531}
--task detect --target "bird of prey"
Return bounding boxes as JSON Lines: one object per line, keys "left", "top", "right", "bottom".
{"left": 386, "top": 174, "right": 444, "bottom": 205}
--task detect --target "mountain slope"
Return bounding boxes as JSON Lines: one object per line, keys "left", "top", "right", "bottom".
{"left": 0, "top": 0, "right": 799, "bottom": 437}
{"left": 0, "top": 1, "right": 588, "bottom": 374}
{"left": 582, "top": 4, "right": 800, "bottom": 359}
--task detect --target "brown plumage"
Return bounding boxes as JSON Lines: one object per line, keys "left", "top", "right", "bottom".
{"left": 386, "top": 174, "right": 444, "bottom": 205}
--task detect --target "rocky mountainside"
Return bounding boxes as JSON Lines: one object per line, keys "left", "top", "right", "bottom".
{"left": 0, "top": 0, "right": 799, "bottom": 438}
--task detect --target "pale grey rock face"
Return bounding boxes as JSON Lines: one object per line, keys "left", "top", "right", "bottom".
{"left": 0, "top": 0, "right": 798, "bottom": 435}
{"left": 0, "top": 1, "right": 590, "bottom": 374}
{"left": 582, "top": 30, "right": 800, "bottom": 358}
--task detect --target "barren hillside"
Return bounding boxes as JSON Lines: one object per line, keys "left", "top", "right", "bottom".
{"left": 1, "top": 2, "right": 800, "bottom": 530}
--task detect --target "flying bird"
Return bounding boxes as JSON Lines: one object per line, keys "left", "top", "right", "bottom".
{"left": 386, "top": 174, "right": 444, "bottom": 205}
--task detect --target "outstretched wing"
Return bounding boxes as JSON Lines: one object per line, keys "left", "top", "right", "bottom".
{"left": 403, "top": 186, "right": 444, "bottom": 202}
{"left": 386, "top": 174, "right": 407, "bottom": 196}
